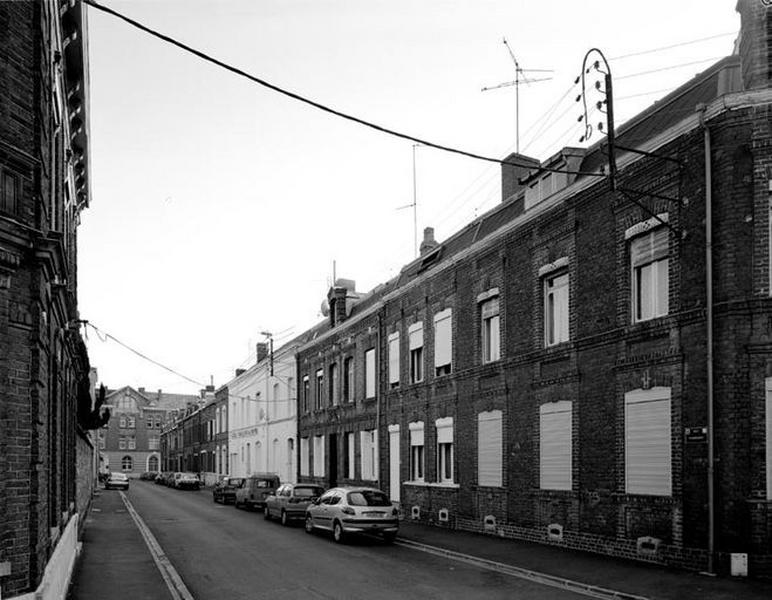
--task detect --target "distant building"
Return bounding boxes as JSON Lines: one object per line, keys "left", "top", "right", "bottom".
{"left": 214, "top": 385, "right": 230, "bottom": 476}
{"left": 100, "top": 387, "right": 199, "bottom": 477}
{"left": 0, "top": 2, "right": 99, "bottom": 598}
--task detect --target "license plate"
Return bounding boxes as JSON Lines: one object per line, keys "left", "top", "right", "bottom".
{"left": 364, "top": 512, "right": 384, "bottom": 517}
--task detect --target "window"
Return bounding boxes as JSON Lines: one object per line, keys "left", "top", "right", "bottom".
{"left": 360, "top": 429, "right": 378, "bottom": 481}
{"left": 544, "top": 272, "right": 569, "bottom": 346}
{"left": 540, "top": 401, "right": 572, "bottom": 491}
{"left": 98, "top": 433, "right": 105, "bottom": 450}
{"left": 478, "top": 411, "right": 502, "bottom": 487}
{"left": 345, "top": 432, "right": 355, "bottom": 479}
{"left": 302, "top": 375, "right": 310, "bottom": 413}
{"left": 767, "top": 378, "right": 772, "bottom": 499}
{"left": 435, "top": 417, "right": 454, "bottom": 483}
{"left": 127, "top": 436, "right": 135, "bottom": 450}
{"left": 149, "top": 436, "right": 159, "bottom": 450}
{"left": 215, "top": 408, "right": 220, "bottom": 434}
{"left": 1, "top": 170, "right": 19, "bottom": 214}
{"left": 625, "top": 388, "right": 672, "bottom": 496}
{"left": 148, "top": 455, "right": 159, "bottom": 472}
{"left": 365, "top": 349, "right": 376, "bottom": 398}
{"left": 388, "top": 332, "right": 400, "bottom": 388}
{"left": 119, "top": 416, "right": 126, "bottom": 428}
{"left": 155, "top": 415, "right": 163, "bottom": 429}
{"left": 434, "top": 309, "right": 452, "bottom": 376}
{"left": 343, "top": 358, "right": 353, "bottom": 402}
{"left": 119, "top": 436, "right": 126, "bottom": 450}
{"left": 409, "top": 323, "right": 424, "bottom": 384}
{"left": 481, "top": 297, "right": 500, "bottom": 363}
{"left": 630, "top": 227, "right": 669, "bottom": 322}
{"left": 329, "top": 363, "right": 338, "bottom": 406}
{"left": 146, "top": 416, "right": 153, "bottom": 428}
{"left": 313, "top": 435, "right": 325, "bottom": 477}
{"left": 128, "top": 416, "right": 136, "bottom": 428}
{"left": 409, "top": 421, "right": 425, "bottom": 481}
{"left": 315, "top": 370, "right": 324, "bottom": 410}
{"left": 121, "top": 456, "right": 133, "bottom": 471}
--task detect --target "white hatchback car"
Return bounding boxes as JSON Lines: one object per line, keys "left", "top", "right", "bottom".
{"left": 305, "top": 486, "right": 399, "bottom": 543}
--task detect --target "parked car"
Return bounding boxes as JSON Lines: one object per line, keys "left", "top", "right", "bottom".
{"left": 155, "top": 472, "right": 169, "bottom": 485}
{"left": 165, "top": 472, "right": 178, "bottom": 486}
{"left": 174, "top": 472, "right": 200, "bottom": 490}
{"left": 234, "top": 473, "right": 280, "bottom": 510}
{"left": 139, "top": 471, "right": 157, "bottom": 481}
{"left": 104, "top": 472, "right": 130, "bottom": 491}
{"left": 212, "top": 476, "right": 245, "bottom": 504}
{"left": 305, "top": 487, "right": 398, "bottom": 543}
{"left": 264, "top": 483, "right": 324, "bottom": 525}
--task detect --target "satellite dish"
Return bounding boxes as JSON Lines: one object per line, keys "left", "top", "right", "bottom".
{"left": 320, "top": 299, "right": 330, "bottom": 316}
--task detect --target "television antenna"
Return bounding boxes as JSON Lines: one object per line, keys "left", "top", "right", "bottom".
{"left": 482, "top": 38, "right": 553, "bottom": 153}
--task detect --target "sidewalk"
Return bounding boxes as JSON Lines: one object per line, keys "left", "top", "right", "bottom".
{"left": 69, "top": 490, "right": 772, "bottom": 600}
{"left": 66, "top": 490, "right": 171, "bottom": 600}
{"left": 396, "top": 521, "right": 772, "bottom": 600}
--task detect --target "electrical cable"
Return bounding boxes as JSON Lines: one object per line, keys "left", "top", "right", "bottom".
{"left": 616, "top": 57, "right": 725, "bottom": 81}
{"left": 82, "top": 0, "right": 604, "bottom": 180}
{"left": 609, "top": 32, "right": 735, "bottom": 61}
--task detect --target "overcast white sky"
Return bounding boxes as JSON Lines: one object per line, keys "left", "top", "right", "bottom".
{"left": 78, "top": 0, "right": 738, "bottom": 393}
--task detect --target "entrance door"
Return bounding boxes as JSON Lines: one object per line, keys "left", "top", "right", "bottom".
{"left": 389, "top": 426, "right": 400, "bottom": 502}
{"left": 328, "top": 433, "right": 338, "bottom": 488}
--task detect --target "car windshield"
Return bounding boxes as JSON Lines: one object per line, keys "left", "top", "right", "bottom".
{"left": 294, "top": 487, "right": 322, "bottom": 498}
{"left": 347, "top": 491, "right": 391, "bottom": 507}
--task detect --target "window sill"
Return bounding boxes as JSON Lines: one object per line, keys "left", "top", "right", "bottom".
{"left": 404, "top": 481, "right": 460, "bottom": 489}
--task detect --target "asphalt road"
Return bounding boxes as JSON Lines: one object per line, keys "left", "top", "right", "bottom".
{"left": 126, "top": 481, "right": 585, "bottom": 600}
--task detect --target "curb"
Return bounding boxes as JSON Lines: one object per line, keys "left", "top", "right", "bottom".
{"left": 395, "top": 537, "right": 651, "bottom": 600}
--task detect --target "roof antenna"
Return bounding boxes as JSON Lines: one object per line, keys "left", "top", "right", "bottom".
{"left": 482, "top": 38, "right": 553, "bottom": 153}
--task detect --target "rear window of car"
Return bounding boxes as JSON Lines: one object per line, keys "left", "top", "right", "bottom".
{"left": 347, "top": 491, "right": 391, "bottom": 507}
{"left": 228, "top": 478, "right": 244, "bottom": 486}
{"left": 294, "top": 486, "right": 323, "bottom": 498}
{"left": 255, "top": 479, "right": 275, "bottom": 488}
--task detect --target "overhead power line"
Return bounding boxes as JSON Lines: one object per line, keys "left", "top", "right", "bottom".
{"left": 82, "top": 0, "right": 603, "bottom": 180}
{"left": 609, "top": 32, "right": 735, "bottom": 61}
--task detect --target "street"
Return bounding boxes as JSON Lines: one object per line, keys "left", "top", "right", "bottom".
{"left": 119, "top": 481, "right": 584, "bottom": 600}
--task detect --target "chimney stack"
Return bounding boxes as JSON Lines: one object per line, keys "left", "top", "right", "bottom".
{"left": 419, "top": 227, "right": 439, "bottom": 256}
{"left": 500, "top": 152, "right": 540, "bottom": 203}
{"left": 256, "top": 342, "right": 269, "bottom": 363}
{"left": 736, "top": 0, "right": 771, "bottom": 91}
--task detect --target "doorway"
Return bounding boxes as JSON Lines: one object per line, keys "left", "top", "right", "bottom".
{"left": 328, "top": 433, "right": 338, "bottom": 487}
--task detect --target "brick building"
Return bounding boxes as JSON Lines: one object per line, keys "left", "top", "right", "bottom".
{"left": 213, "top": 385, "right": 229, "bottom": 476}
{"left": 298, "top": 1, "right": 772, "bottom": 576}
{"left": 0, "top": 1, "right": 104, "bottom": 597}
{"left": 100, "top": 387, "right": 198, "bottom": 477}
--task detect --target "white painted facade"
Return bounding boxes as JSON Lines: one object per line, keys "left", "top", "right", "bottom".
{"left": 227, "top": 342, "right": 298, "bottom": 484}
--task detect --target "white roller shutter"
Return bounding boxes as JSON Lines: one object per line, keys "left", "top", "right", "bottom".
{"left": 625, "top": 388, "right": 671, "bottom": 496}
{"left": 365, "top": 348, "right": 376, "bottom": 399}
{"left": 300, "top": 437, "right": 309, "bottom": 476}
{"left": 347, "top": 432, "right": 355, "bottom": 479}
{"left": 409, "top": 322, "right": 424, "bottom": 350}
{"left": 540, "top": 401, "right": 572, "bottom": 491}
{"left": 388, "top": 332, "right": 400, "bottom": 384}
{"left": 433, "top": 309, "right": 452, "bottom": 369}
{"left": 409, "top": 421, "right": 424, "bottom": 446}
{"left": 478, "top": 411, "right": 502, "bottom": 487}
{"left": 389, "top": 425, "right": 400, "bottom": 502}
{"left": 436, "top": 417, "right": 453, "bottom": 444}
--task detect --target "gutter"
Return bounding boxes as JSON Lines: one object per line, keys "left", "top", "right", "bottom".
{"left": 697, "top": 103, "right": 716, "bottom": 575}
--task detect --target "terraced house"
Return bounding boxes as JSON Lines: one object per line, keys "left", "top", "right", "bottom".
{"left": 298, "top": 0, "right": 772, "bottom": 576}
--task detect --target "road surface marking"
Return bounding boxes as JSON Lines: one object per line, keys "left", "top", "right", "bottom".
{"left": 395, "top": 538, "right": 650, "bottom": 600}
{"left": 120, "top": 492, "right": 195, "bottom": 600}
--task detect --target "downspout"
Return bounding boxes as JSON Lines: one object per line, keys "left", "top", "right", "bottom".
{"left": 376, "top": 312, "right": 382, "bottom": 490}
{"left": 698, "top": 103, "right": 715, "bottom": 575}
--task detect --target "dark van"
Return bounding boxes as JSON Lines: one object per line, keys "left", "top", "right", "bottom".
{"left": 234, "top": 473, "right": 280, "bottom": 510}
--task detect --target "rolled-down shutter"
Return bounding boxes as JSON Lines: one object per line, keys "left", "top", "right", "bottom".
{"left": 539, "top": 401, "right": 572, "bottom": 491}
{"left": 625, "top": 388, "right": 671, "bottom": 496}
{"left": 478, "top": 411, "right": 502, "bottom": 487}
{"left": 434, "top": 310, "right": 452, "bottom": 369}
{"left": 388, "top": 333, "right": 400, "bottom": 384}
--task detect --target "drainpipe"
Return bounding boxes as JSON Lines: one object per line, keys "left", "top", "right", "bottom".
{"left": 698, "top": 103, "right": 715, "bottom": 575}
{"left": 376, "top": 312, "right": 382, "bottom": 490}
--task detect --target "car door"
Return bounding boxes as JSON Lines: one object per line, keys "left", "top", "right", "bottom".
{"left": 311, "top": 490, "right": 334, "bottom": 529}
{"left": 269, "top": 485, "right": 285, "bottom": 516}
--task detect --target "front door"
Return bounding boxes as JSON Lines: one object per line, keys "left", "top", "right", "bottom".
{"left": 328, "top": 433, "right": 338, "bottom": 488}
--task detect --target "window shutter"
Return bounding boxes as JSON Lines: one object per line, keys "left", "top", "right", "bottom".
{"left": 365, "top": 348, "right": 375, "bottom": 398}
{"left": 388, "top": 333, "right": 400, "bottom": 384}
{"left": 766, "top": 379, "right": 772, "bottom": 499}
{"left": 625, "top": 388, "right": 671, "bottom": 496}
{"left": 481, "top": 297, "right": 499, "bottom": 319}
{"left": 631, "top": 228, "right": 668, "bottom": 267}
{"left": 477, "top": 411, "right": 502, "bottom": 487}
{"left": 372, "top": 430, "right": 378, "bottom": 480}
{"left": 434, "top": 310, "right": 452, "bottom": 368}
{"left": 409, "top": 421, "right": 424, "bottom": 446}
{"left": 540, "top": 401, "right": 572, "bottom": 491}
{"left": 300, "top": 438, "right": 309, "bottom": 476}
{"left": 360, "top": 431, "right": 370, "bottom": 479}
{"left": 347, "top": 432, "right": 355, "bottom": 479}
{"left": 409, "top": 322, "right": 424, "bottom": 350}
{"left": 436, "top": 417, "right": 453, "bottom": 443}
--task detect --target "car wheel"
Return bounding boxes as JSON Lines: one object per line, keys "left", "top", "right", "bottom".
{"left": 281, "top": 510, "right": 289, "bottom": 527}
{"left": 263, "top": 507, "right": 271, "bottom": 520}
{"left": 382, "top": 531, "right": 397, "bottom": 544}
{"left": 304, "top": 515, "right": 314, "bottom": 534}
{"left": 333, "top": 521, "right": 346, "bottom": 544}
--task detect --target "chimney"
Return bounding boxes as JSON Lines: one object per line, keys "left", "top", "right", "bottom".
{"left": 256, "top": 342, "right": 269, "bottom": 363}
{"left": 235, "top": 368, "right": 246, "bottom": 377}
{"left": 327, "top": 278, "right": 357, "bottom": 327}
{"left": 419, "top": 227, "right": 439, "bottom": 256}
{"left": 500, "top": 152, "right": 540, "bottom": 203}
{"left": 736, "top": 0, "right": 771, "bottom": 91}
{"left": 138, "top": 386, "right": 145, "bottom": 394}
